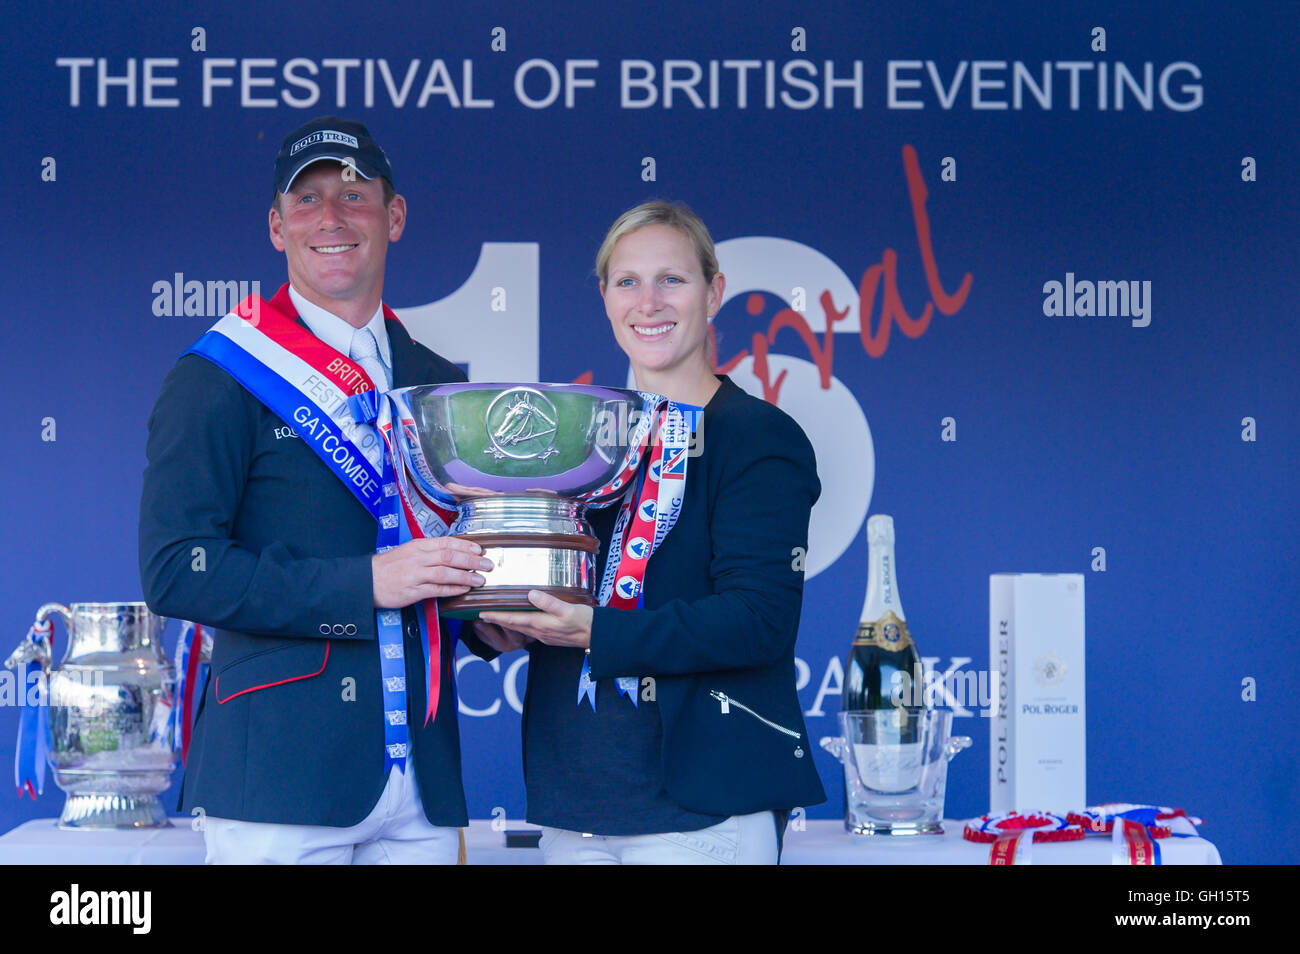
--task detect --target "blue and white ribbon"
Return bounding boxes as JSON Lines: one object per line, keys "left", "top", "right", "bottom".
{"left": 14, "top": 621, "right": 52, "bottom": 798}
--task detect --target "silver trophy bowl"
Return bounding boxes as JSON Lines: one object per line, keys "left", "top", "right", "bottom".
{"left": 388, "top": 382, "right": 663, "bottom": 617}
{"left": 5, "top": 602, "right": 177, "bottom": 829}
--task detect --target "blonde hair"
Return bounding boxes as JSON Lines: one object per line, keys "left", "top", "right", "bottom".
{"left": 595, "top": 200, "right": 719, "bottom": 287}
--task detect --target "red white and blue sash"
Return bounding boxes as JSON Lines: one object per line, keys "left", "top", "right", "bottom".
{"left": 184, "top": 287, "right": 453, "bottom": 775}
{"left": 578, "top": 399, "right": 699, "bottom": 709}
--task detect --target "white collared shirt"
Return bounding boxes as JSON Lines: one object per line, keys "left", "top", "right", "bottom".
{"left": 288, "top": 285, "right": 393, "bottom": 389}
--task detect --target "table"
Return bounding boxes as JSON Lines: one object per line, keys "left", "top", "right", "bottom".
{"left": 0, "top": 818, "right": 1221, "bottom": 865}
{"left": 0, "top": 818, "right": 206, "bottom": 865}
{"left": 778, "top": 818, "right": 1222, "bottom": 865}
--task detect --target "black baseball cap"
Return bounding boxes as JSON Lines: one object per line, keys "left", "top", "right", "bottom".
{"left": 272, "top": 115, "right": 394, "bottom": 195}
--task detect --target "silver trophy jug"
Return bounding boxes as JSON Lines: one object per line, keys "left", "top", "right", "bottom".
{"left": 5, "top": 602, "right": 178, "bottom": 829}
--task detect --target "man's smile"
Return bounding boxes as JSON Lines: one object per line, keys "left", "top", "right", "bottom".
{"left": 311, "top": 243, "right": 359, "bottom": 254}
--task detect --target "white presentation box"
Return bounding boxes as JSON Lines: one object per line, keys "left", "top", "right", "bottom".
{"left": 989, "top": 573, "right": 1086, "bottom": 815}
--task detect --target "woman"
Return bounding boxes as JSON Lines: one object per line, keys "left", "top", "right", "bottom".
{"left": 478, "top": 201, "right": 825, "bottom": 864}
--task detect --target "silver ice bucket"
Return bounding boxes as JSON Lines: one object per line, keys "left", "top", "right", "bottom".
{"left": 5, "top": 602, "right": 177, "bottom": 829}
{"left": 821, "top": 708, "right": 971, "bottom": 836}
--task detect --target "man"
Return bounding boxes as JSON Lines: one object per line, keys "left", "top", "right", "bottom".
{"left": 139, "top": 116, "right": 497, "bottom": 864}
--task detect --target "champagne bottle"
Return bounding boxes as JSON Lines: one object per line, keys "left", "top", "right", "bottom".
{"left": 843, "top": 514, "right": 924, "bottom": 795}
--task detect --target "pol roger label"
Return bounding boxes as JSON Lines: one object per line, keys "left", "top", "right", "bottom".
{"left": 853, "top": 610, "right": 913, "bottom": 651}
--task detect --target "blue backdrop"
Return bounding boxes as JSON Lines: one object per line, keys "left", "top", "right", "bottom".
{"left": 1, "top": 0, "right": 1296, "bottom": 863}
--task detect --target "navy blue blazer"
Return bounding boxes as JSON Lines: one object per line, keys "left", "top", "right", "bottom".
{"left": 138, "top": 287, "right": 484, "bottom": 827}
{"left": 581, "top": 375, "right": 827, "bottom": 816}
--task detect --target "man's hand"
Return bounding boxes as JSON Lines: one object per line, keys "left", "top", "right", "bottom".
{"left": 480, "top": 591, "right": 593, "bottom": 649}
{"left": 372, "top": 537, "right": 494, "bottom": 608}
{"left": 472, "top": 619, "right": 533, "bottom": 654}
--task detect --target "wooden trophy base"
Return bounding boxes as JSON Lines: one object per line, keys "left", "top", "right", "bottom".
{"left": 439, "top": 586, "right": 594, "bottom": 620}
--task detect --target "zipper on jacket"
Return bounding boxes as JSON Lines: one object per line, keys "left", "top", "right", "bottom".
{"left": 709, "top": 690, "right": 802, "bottom": 739}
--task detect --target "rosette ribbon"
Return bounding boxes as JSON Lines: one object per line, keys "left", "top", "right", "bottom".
{"left": 1067, "top": 803, "right": 1204, "bottom": 863}
{"left": 964, "top": 811, "right": 1086, "bottom": 864}
{"left": 1112, "top": 817, "right": 1161, "bottom": 865}
{"left": 1067, "top": 802, "right": 1202, "bottom": 839}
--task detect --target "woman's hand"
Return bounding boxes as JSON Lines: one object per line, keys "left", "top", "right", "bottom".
{"left": 471, "top": 619, "right": 533, "bottom": 654}
{"left": 480, "top": 591, "right": 593, "bottom": 649}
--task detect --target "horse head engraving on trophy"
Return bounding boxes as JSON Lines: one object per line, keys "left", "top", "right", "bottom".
{"left": 485, "top": 388, "right": 560, "bottom": 462}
